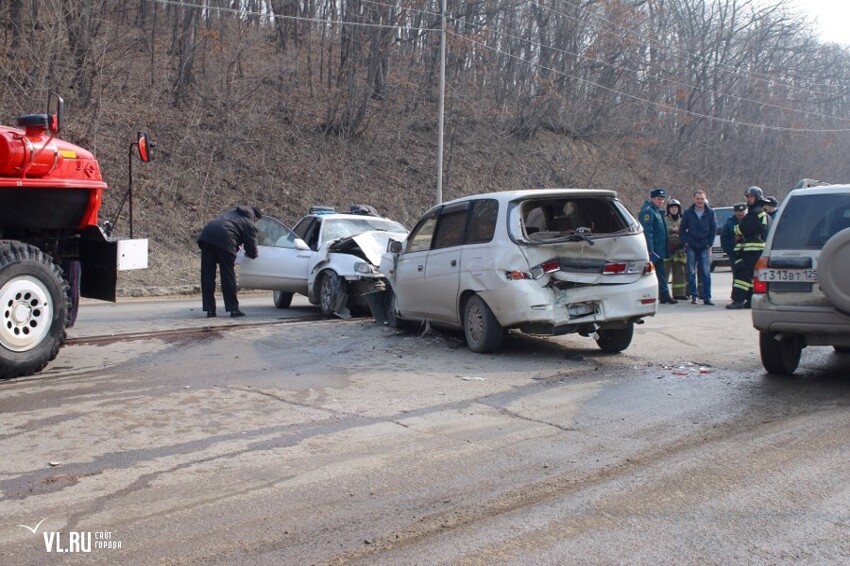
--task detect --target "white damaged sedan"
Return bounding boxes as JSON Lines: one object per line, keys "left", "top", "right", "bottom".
{"left": 238, "top": 207, "right": 408, "bottom": 317}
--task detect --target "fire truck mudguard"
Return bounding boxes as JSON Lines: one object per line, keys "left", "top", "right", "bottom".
{"left": 0, "top": 241, "right": 70, "bottom": 379}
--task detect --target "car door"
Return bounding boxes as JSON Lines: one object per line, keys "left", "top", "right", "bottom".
{"left": 238, "top": 216, "right": 311, "bottom": 295}
{"left": 392, "top": 212, "right": 438, "bottom": 317}
{"left": 423, "top": 203, "right": 469, "bottom": 324}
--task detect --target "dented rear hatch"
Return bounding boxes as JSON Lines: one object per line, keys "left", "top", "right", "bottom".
{"left": 508, "top": 192, "right": 648, "bottom": 285}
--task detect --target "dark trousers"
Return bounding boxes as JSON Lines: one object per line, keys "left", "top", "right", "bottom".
{"left": 200, "top": 242, "right": 239, "bottom": 313}
{"left": 731, "top": 250, "right": 760, "bottom": 304}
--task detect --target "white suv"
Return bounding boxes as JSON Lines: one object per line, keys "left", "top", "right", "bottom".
{"left": 751, "top": 184, "right": 850, "bottom": 374}
{"left": 379, "top": 189, "right": 658, "bottom": 353}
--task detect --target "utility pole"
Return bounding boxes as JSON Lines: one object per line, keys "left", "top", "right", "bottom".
{"left": 436, "top": 0, "right": 447, "bottom": 205}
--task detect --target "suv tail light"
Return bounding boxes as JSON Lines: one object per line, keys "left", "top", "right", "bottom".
{"left": 753, "top": 257, "right": 769, "bottom": 294}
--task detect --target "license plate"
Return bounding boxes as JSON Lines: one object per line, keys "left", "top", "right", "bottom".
{"left": 758, "top": 268, "right": 818, "bottom": 282}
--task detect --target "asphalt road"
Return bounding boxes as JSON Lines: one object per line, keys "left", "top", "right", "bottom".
{"left": 2, "top": 271, "right": 849, "bottom": 565}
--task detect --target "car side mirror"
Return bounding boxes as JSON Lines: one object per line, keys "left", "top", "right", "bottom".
{"left": 389, "top": 240, "right": 404, "bottom": 254}
{"left": 294, "top": 238, "right": 310, "bottom": 251}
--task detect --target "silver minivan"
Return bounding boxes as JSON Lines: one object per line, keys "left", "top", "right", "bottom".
{"left": 379, "top": 189, "right": 659, "bottom": 353}
{"left": 751, "top": 184, "right": 850, "bottom": 374}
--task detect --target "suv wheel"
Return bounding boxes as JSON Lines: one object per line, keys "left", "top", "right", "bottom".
{"left": 759, "top": 331, "right": 802, "bottom": 375}
{"left": 818, "top": 227, "right": 850, "bottom": 313}
{"left": 595, "top": 324, "right": 634, "bottom": 353}
{"left": 463, "top": 295, "right": 503, "bottom": 353}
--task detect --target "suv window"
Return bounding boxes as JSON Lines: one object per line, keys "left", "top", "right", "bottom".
{"left": 771, "top": 193, "right": 850, "bottom": 250}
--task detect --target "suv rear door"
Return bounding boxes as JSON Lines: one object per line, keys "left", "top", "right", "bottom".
{"left": 763, "top": 191, "right": 850, "bottom": 306}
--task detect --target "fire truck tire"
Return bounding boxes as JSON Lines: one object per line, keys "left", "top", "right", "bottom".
{"left": 0, "top": 242, "right": 70, "bottom": 379}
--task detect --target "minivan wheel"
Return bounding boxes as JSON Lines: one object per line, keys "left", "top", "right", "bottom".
{"left": 273, "top": 290, "right": 293, "bottom": 309}
{"left": 595, "top": 324, "right": 634, "bottom": 353}
{"left": 759, "top": 331, "right": 802, "bottom": 375}
{"left": 463, "top": 295, "right": 503, "bottom": 353}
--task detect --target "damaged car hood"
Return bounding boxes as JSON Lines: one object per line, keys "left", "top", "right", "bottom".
{"left": 325, "top": 230, "right": 408, "bottom": 265}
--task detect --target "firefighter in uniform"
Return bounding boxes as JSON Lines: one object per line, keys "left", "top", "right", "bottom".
{"left": 664, "top": 199, "right": 687, "bottom": 300}
{"left": 726, "top": 187, "right": 769, "bottom": 309}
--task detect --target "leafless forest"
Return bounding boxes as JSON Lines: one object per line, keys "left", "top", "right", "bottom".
{"left": 2, "top": 0, "right": 849, "bottom": 289}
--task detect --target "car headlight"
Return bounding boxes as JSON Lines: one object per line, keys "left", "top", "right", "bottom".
{"left": 354, "top": 262, "right": 375, "bottom": 275}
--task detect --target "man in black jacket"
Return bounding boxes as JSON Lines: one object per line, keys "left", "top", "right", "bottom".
{"left": 197, "top": 206, "right": 262, "bottom": 317}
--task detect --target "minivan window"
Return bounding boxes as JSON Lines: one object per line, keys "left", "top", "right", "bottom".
{"left": 516, "top": 197, "right": 629, "bottom": 240}
{"left": 406, "top": 215, "right": 438, "bottom": 253}
{"left": 467, "top": 199, "right": 499, "bottom": 244}
{"left": 771, "top": 193, "right": 850, "bottom": 250}
{"left": 432, "top": 210, "right": 468, "bottom": 249}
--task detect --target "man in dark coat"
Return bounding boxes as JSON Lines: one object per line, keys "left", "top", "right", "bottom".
{"left": 639, "top": 187, "right": 677, "bottom": 304}
{"left": 679, "top": 190, "right": 717, "bottom": 305}
{"left": 197, "top": 206, "right": 262, "bottom": 317}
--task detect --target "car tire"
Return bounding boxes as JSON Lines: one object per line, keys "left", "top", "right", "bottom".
{"left": 273, "top": 291, "right": 293, "bottom": 309}
{"left": 595, "top": 324, "right": 634, "bottom": 353}
{"left": 818, "top": 227, "right": 850, "bottom": 314}
{"left": 759, "top": 331, "right": 802, "bottom": 375}
{"left": 319, "top": 271, "right": 346, "bottom": 317}
{"left": 0, "top": 242, "right": 70, "bottom": 379}
{"left": 463, "top": 295, "right": 503, "bottom": 353}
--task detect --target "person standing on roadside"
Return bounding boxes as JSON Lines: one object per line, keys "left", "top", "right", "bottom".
{"left": 664, "top": 199, "right": 688, "bottom": 300}
{"left": 727, "top": 187, "right": 769, "bottom": 309}
{"left": 764, "top": 196, "right": 779, "bottom": 219}
{"left": 679, "top": 190, "right": 716, "bottom": 305}
{"left": 198, "top": 206, "right": 262, "bottom": 318}
{"left": 721, "top": 203, "right": 747, "bottom": 268}
{"left": 639, "top": 188, "right": 677, "bottom": 304}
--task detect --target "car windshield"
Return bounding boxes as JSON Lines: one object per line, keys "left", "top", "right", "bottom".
{"left": 321, "top": 217, "right": 407, "bottom": 243}
{"left": 771, "top": 193, "right": 850, "bottom": 250}
{"left": 514, "top": 196, "right": 632, "bottom": 241}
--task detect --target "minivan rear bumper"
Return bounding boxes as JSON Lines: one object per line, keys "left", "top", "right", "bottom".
{"left": 480, "top": 275, "right": 658, "bottom": 335}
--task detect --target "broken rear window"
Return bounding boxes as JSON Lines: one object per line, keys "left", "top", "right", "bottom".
{"left": 515, "top": 197, "right": 632, "bottom": 241}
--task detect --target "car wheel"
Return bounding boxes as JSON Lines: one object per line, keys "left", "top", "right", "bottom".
{"left": 818, "top": 227, "right": 850, "bottom": 313}
{"left": 0, "top": 242, "right": 70, "bottom": 379}
{"left": 595, "top": 324, "right": 634, "bottom": 353}
{"left": 319, "top": 271, "right": 346, "bottom": 317}
{"left": 759, "top": 331, "right": 802, "bottom": 375}
{"left": 463, "top": 295, "right": 503, "bottom": 353}
{"left": 273, "top": 291, "right": 293, "bottom": 309}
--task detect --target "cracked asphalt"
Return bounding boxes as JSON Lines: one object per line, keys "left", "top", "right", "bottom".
{"left": 2, "top": 272, "right": 849, "bottom": 565}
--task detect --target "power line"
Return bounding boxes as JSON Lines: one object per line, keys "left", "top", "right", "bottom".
{"left": 148, "top": 0, "right": 850, "bottom": 132}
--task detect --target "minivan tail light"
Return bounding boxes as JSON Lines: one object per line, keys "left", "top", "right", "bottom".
{"left": 604, "top": 261, "right": 645, "bottom": 275}
{"left": 753, "top": 257, "right": 769, "bottom": 294}
{"left": 603, "top": 262, "right": 626, "bottom": 274}
{"left": 529, "top": 259, "right": 561, "bottom": 279}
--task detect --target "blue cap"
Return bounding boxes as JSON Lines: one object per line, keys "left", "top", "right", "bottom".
{"left": 650, "top": 188, "right": 668, "bottom": 199}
